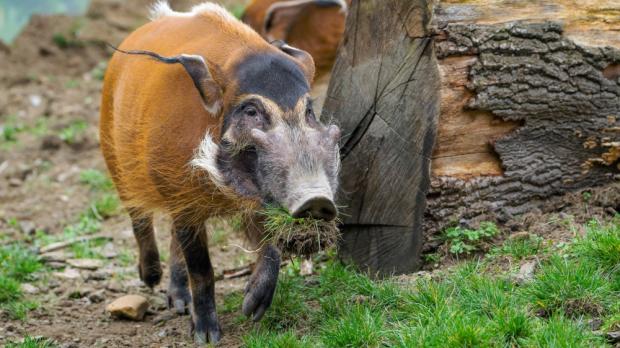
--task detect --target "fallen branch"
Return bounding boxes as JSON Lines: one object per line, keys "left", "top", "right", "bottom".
{"left": 39, "top": 234, "right": 112, "bottom": 254}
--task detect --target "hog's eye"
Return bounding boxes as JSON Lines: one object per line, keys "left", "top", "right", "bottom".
{"left": 244, "top": 106, "right": 258, "bottom": 117}
{"left": 305, "top": 106, "right": 318, "bottom": 125}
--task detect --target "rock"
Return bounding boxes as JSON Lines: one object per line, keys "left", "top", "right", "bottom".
{"left": 514, "top": 261, "right": 537, "bottom": 284}
{"left": 607, "top": 331, "right": 620, "bottom": 344}
{"left": 106, "top": 281, "right": 122, "bottom": 293}
{"left": 29, "top": 94, "right": 43, "bottom": 107}
{"left": 101, "top": 243, "right": 118, "bottom": 258}
{"left": 53, "top": 268, "right": 81, "bottom": 280}
{"left": 18, "top": 220, "right": 36, "bottom": 235}
{"left": 47, "top": 261, "right": 66, "bottom": 269}
{"left": 149, "top": 296, "right": 167, "bottom": 311}
{"left": 153, "top": 312, "right": 175, "bottom": 324}
{"left": 87, "top": 270, "right": 111, "bottom": 281}
{"left": 40, "top": 251, "right": 68, "bottom": 263}
{"left": 68, "top": 287, "right": 94, "bottom": 299}
{"left": 300, "top": 258, "right": 314, "bottom": 276}
{"left": 157, "top": 329, "right": 167, "bottom": 338}
{"left": 66, "top": 258, "right": 103, "bottom": 270}
{"left": 20, "top": 283, "right": 39, "bottom": 295}
{"left": 106, "top": 295, "right": 149, "bottom": 321}
{"left": 8, "top": 178, "right": 22, "bottom": 187}
{"left": 88, "top": 289, "right": 106, "bottom": 303}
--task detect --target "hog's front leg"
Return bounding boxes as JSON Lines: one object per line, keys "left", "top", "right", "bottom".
{"left": 242, "top": 244, "right": 281, "bottom": 321}
{"left": 173, "top": 221, "right": 221, "bottom": 344}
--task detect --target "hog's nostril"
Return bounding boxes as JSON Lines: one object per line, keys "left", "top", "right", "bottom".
{"left": 292, "top": 197, "right": 337, "bottom": 221}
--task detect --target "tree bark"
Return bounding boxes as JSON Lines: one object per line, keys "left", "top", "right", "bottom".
{"left": 425, "top": 1, "right": 620, "bottom": 247}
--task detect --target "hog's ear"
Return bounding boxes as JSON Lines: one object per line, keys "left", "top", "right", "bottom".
{"left": 109, "top": 46, "right": 223, "bottom": 115}
{"left": 262, "top": 0, "right": 347, "bottom": 41}
{"left": 271, "top": 40, "right": 316, "bottom": 85}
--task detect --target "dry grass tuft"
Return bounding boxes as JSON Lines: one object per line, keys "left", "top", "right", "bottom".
{"left": 260, "top": 206, "right": 340, "bottom": 256}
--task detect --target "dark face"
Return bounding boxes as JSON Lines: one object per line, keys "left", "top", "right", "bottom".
{"left": 216, "top": 53, "right": 340, "bottom": 220}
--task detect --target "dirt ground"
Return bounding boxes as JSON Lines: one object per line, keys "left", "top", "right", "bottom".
{"left": 0, "top": 1, "right": 259, "bottom": 347}
{"left": 1, "top": 0, "right": 619, "bottom": 347}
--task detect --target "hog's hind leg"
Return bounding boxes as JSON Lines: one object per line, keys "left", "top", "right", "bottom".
{"left": 173, "top": 220, "right": 221, "bottom": 344}
{"left": 129, "top": 210, "right": 162, "bottom": 288}
{"left": 167, "top": 229, "right": 191, "bottom": 314}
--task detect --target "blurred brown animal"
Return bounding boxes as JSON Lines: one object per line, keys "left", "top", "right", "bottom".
{"left": 242, "top": 0, "right": 348, "bottom": 80}
{"left": 99, "top": 1, "right": 341, "bottom": 344}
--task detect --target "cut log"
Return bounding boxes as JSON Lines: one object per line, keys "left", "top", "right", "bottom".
{"left": 322, "top": 0, "right": 440, "bottom": 275}
{"left": 324, "top": 0, "right": 620, "bottom": 275}
{"left": 426, "top": 0, "right": 620, "bottom": 243}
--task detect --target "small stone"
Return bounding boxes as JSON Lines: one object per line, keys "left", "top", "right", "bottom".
{"left": 47, "top": 261, "right": 66, "bottom": 269}
{"left": 101, "top": 243, "right": 118, "bottom": 258}
{"left": 150, "top": 296, "right": 167, "bottom": 311}
{"left": 153, "top": 312, "right": 175, "bottom": 324}
{"left": 40, "top": 251, "right": 68, "bottom": 263}
{"left": 106, "top": 282, "right": 122, "bottom": 293}
{"left": 157, "top": 329, "right": 167, "bottom": 338}
{"left": 66, "top": 258, "right": 104, "bottom": 270}
{"left": 68, "top": 286, "right": 94, "bottom": 299}
{"left": 88, "top": 289, "right": 106, "bottom": 303}
{"left": 29, "top": 94, "right": 43, "bottom": 107}
{"left": 87, "top": 270, "right": 111, "bottom": 281}
{"left": 300, "top": 258, "right": 314, "bottom": 276}
{"left": 21, "top": 283, "right": 39, "bottom": 295}
{"left": 514, "top": 261, "right": 537, "bottom": 284}
{"left": 53, "top": 268, "right": 81, "bottom": 280}
{"left": 18, "top": 221, "right": 36, "bottom": 235}
{"left": 106, "top": 295, "right": 149, "bottom": 321}
{"left": 8, "top": 178, "right": 22, "bottom": 187}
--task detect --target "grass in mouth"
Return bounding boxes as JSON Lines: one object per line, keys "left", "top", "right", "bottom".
{"left": 259, "top": 206, "right": 340, "bottom": 256}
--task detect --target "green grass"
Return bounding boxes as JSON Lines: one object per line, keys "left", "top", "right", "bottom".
{"left": 79, "top": 169, "right": 113, "bottom": 191}
{"left": 0, "top": 244, "right": 43, "bottom": 320}
{"left": 490, "top": 233, "right": 545, "bottom": 260}
{"left": 4, "top": 336, "right": 57, "bottom": 348}
{"left": 527, "top": 255, "right": 613, "bottom": 317}
{"left": 58, "top": 120, "right": 87, "bottom": 144}
{"left": 237, "top": 218, "right": 619, "bottom": 347}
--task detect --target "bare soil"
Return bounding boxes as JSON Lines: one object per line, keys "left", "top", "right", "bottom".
{"left": 0, "top": 1, "right": 256, "bottom": 347}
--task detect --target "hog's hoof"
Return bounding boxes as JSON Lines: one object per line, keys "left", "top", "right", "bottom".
{"left": 138, "top": 261, "right": 162, "bottom": 288}
{"left": 167, "top": 286, "right": 191, "bottom": 315}
{"left": 190, "top": 316, "right": 222, "bottom": 344}
{"left": 242, "top": 272, "right": 278, "bottom": 321}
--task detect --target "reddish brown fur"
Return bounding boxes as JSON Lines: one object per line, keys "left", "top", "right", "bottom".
{"left": 243, "top": 0, "right": 346, "bottom": 79}
{"left": 100, "top": 7, "right": 309, "bottom": 224}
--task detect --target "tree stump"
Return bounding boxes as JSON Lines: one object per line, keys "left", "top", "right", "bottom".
{"left": 322, "top": 0, "right": 440, "bottom": 275}
{"left": 324, "top": 0, "right": 620, "bottom": 275}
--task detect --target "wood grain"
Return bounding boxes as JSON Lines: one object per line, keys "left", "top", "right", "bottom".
{"left": 323, "top": 0, "right": 439, "bottom": 275}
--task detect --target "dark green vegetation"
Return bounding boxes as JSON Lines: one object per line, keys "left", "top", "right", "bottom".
{"left": 0, "top": 244, "right": 42, "bottom": 320}
{"left": 229, "top": 218, "right": 620, "bottom": 347}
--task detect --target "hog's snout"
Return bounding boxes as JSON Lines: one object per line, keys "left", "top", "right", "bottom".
{"left": 291, "top": 196, "right": 337, "bottom": 221}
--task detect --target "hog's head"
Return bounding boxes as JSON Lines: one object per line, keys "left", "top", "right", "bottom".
{"left": 216, "top": 43, "right": 341, "bottom": 220}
